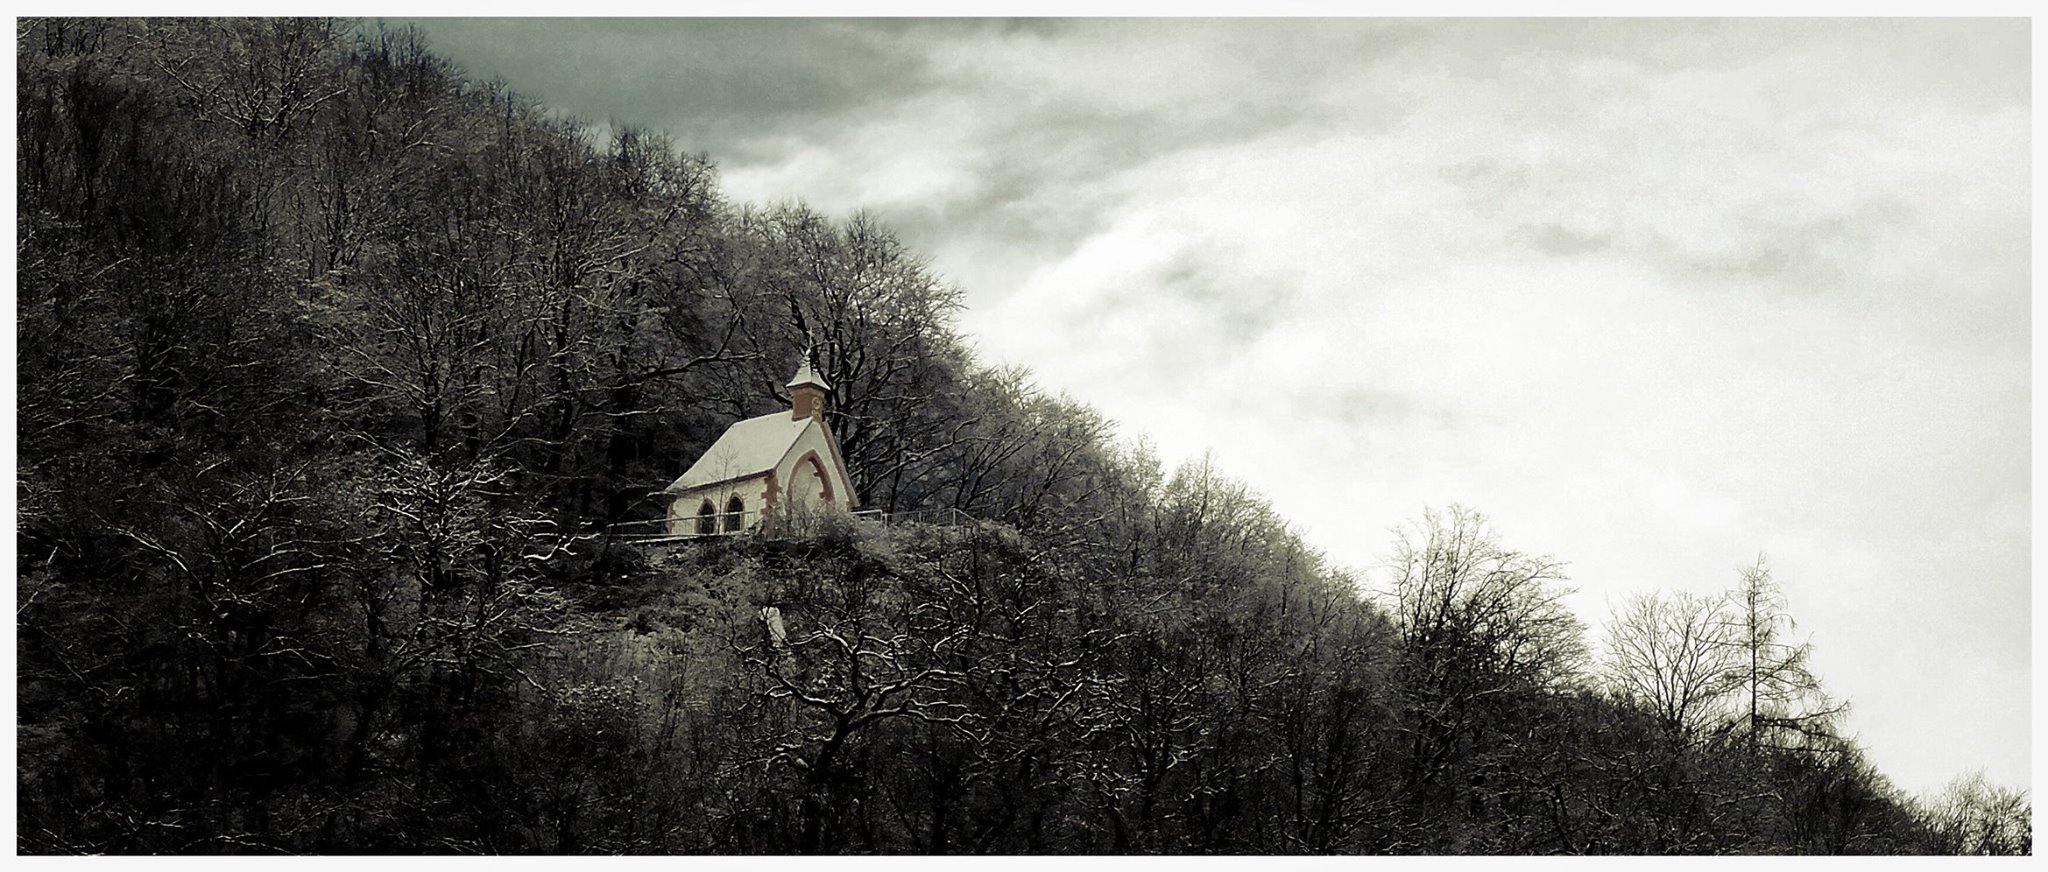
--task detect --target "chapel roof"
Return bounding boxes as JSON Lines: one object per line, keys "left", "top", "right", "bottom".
{"left": 664, "top": 411, "right": 817, "bottom": 493}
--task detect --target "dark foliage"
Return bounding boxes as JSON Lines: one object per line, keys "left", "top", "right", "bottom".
{"left": 16, "top": 18, "right": 2017, "bottom": 854}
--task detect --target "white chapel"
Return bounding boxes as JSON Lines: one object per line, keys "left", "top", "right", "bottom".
{"left": 662, "top": 360, "right": 858, "bottom": 535}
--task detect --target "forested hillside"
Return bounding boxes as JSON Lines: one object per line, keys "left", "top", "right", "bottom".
{"left": 15, "top": 19, "right": 2029, "bottom": 854}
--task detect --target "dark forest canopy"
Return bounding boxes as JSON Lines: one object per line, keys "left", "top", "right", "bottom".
{"left": 14, "top": 18, "right": 2029, "bottom": 855}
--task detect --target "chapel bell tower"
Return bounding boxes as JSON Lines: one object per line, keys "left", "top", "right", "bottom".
{"left": 787, "top": 357, "right": 829, "bottom": 422}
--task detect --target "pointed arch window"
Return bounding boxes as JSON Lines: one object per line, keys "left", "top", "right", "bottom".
{"left": 695, "top": 499, "right": 716, "bottom": 535}
{"left": 724, "top": 495, "right": 745, "bottom": 532}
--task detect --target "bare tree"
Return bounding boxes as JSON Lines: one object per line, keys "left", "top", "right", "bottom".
{"left": 1923, "top": 771, "right": 2032, "bottom": 855}
{"left": 1603, "top": 590, "right": 1738, "bottom": 744}
{"left": 1380, "top": 505, "right": 1586, "bottom": 839}
{"left": 1722, "top": 556, "right": 1846, "bottom": 754}
{"left": 1386, "top": 506, "right": 1586, "bottom": 694}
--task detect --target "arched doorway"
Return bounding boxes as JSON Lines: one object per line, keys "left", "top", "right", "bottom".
{"left": 785, "top": 454, "right": 832, "bottom": 509}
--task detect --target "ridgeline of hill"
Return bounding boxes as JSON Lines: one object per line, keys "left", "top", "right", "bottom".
{"left": 15, "top": 18, "right": 2028, "bottom": 855}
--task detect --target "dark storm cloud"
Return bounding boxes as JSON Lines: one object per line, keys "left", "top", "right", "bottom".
{"left": 398, "top": 18, "right": 934, "bottom": 156}
{"left": 397, "top": 18, "right": 1411, "bottom": 278}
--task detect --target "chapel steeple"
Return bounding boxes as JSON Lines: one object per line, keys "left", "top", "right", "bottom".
{"left": 787, "top": 355, "right": 830, "bottom": 422}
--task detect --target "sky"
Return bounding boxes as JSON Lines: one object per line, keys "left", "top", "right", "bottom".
{"left": 397, "top": 17, "right": 2031, "bottom": 797}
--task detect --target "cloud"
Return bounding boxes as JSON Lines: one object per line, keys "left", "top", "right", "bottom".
{"left": 944, "top": 19, "right": 2030, "bottom": 794}
{"left": 394, "top": 18, "right": 939, "bottom": 158}
{"left": 1520, "top": 223, "right": 1614, "bottom": 257}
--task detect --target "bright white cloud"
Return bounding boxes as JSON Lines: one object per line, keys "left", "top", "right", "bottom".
{"left": 945, "top": 21, "right": 2027, "bottom": 796}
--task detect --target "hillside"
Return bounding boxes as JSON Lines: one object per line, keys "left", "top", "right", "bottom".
{"left": 14, "top": 18, "right": 2027, "bottom": 854}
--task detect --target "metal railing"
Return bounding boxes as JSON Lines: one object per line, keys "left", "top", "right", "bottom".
{"left": 604, "top": 505, "right": 976, "bottom": 545}
{"left": 605, "top": 510, "right": 765, "bottom": 543}
{"left": 849, "top": 507, "right": 976, "bottom": 528}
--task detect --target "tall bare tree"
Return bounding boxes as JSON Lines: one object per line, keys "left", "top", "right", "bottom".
{"left": 1603, "top": 590, "right": 1737, "bottom": 744}
{"left": 1722, "top": 556, "right": 1846, "bottom": 754}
